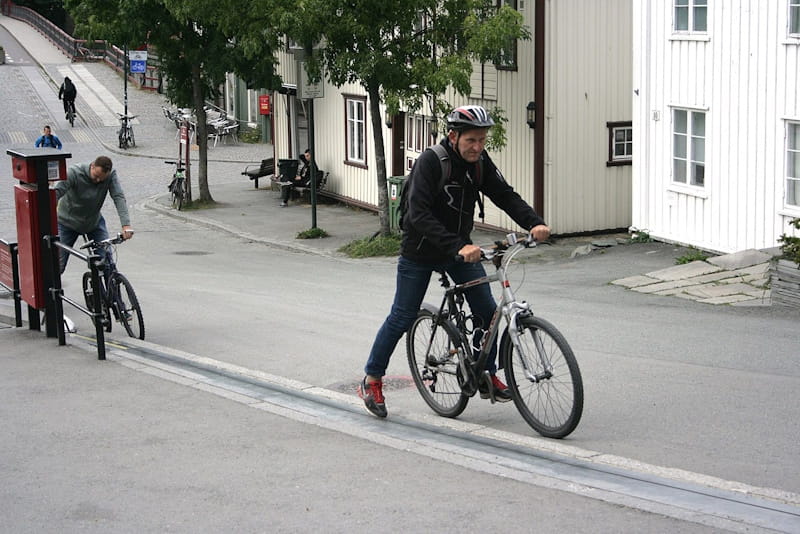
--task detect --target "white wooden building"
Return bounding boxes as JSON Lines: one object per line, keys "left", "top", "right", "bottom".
{"left": 228, "top": 0, "right": 633, "bottom": 235}
{"left": 632, "top": 0, "right": 800, "bottom": 253}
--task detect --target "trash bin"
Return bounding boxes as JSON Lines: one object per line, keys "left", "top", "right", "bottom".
{"left": 277, "top": 158, "right": 299, "bottom": 181}
{"left": 387, "top": 176, "right": 407, "bottom": 231}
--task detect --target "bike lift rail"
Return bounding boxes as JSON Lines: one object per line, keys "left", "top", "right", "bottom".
{"left": 46, "top": 235, "right": 108, "bottom": 360}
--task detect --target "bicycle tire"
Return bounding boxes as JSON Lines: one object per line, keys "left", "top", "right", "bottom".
{"left": 501, "top": 315, "right": 583, "bottom": 439}
{"left": 110, "top": 273, "right": 145, "bottom": 339}
{"left": 170, "top": 180, "right": 180, "bottom": 209}
{"left": 109, "top": 273, "right": 144, "bottom": 339}
{"left": 407, "top": 309, "right": 469, "bottom": 418}
{"left": 128, "top": 127, "right": 135, "bottom": 148}
{"left": 118, "top": 129, "right": 126, "bottom": 149}
{"left": 82, "top": 271, "right": 111, "bottom": 332}
{"left": 175, "top": 180, "right": 184, "bottom": 210}
{"left": 68, "top": 111, "right": 74, "bottom": 127}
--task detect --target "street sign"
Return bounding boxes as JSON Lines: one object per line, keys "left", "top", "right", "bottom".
{"left": 297, "top": 61, "right": 324, "bottom": 100}
{"left": 129, "top": 50, "right": 148, "bottom": 74}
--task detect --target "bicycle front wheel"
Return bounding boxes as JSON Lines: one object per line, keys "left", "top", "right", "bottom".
{"left": 128, "top": 127, "right": 135, "bottom": 148}
{"left": 407, "top": 309, "right": 469, "bottom": 418}
{"left": 501, "top": 315, "right": 583, "bottom": 439}
{"left": 110, "top": 273, "right": 145, "bottom": 339}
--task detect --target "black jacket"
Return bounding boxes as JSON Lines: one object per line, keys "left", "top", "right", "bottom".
{"left": 59, "top": 80, "right": 76, "bottom": 100}
{"left": 401, "top": 138, "right": 545, "bottom": 263}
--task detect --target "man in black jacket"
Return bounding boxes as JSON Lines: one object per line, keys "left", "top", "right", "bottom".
{"left": 58, "top": 76, "right": 77, "bottom": 119}
{"left": 358, "top": 105, "right": 551, "bottom": 418}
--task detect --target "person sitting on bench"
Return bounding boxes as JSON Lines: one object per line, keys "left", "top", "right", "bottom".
{"left": 280, "top": 149, "right": 312, "bottom": 207}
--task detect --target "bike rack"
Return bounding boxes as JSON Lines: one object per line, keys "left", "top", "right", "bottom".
{"left": 46, "top": 236, "right": 108, "bottom": 360}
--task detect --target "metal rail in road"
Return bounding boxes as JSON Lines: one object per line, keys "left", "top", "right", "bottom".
{"left": 72, "top": 334, "right": 800, "bottom": 534}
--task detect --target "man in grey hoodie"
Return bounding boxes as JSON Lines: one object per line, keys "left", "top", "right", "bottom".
{"left": 54, "top": 155, "right": 134, "bottom": 274}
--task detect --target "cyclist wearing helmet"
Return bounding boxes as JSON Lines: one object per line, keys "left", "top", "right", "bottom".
{"left": 359, "top": 104, "right": 550, "bottom": 418}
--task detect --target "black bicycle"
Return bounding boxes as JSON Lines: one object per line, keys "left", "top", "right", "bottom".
{"left": 66, "top": 100, "right": 76, "bottom": 127}
{"left": 165, "top": 160, "right": 187, "bottom": 210}
{"left": 407, "top": 233, "right": 583, "bottom": 439}
{"left": 79, "top": 234, "right": 145, "bottom": 339}
{"left": 117, "top": 113, "right": 137, "bottom": 149}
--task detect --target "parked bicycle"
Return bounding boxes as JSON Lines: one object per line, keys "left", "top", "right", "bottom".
{"left": 66, "top": 100, "right": 76, "bottom": 127}
{"left": 79, "top": 234, "right": 145, "bottom": 339}
{"left": 406, "top": 232, "right": 583, "bottom": 439}
{"left": 116, "top": 113, "right": 137, "bottom": 149}
{"left": 165, "top": 160, "right": 187, "bottom": 210}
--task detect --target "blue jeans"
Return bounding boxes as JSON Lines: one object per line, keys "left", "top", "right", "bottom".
{"left": 365, "top": 256, "right": 498, "bottom": 378}
{"left": 58, "top": 216, "right": 110, "bottom": 276}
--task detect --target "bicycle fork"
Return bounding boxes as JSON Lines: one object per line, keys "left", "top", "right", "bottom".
{"left": 505, "top": 303, "right": 554, "bottom": 384}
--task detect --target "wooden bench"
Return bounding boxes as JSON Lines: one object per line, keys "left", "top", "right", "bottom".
{"left": 241, "top": 158, "right": 275, "bottom": 189}
{"left": 274, "top": 169, "right": 330, "bottom": 203}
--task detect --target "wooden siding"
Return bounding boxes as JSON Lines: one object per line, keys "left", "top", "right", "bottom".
{"left": 633, "top": 0, "right": 800, "bottom": 253}
{"left": 543, "top": 0, "right": 633, "bottom": 234}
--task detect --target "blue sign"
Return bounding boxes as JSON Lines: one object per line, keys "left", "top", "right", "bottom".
{"left": 128, "top": 51, "right": 148, "bottom": 73}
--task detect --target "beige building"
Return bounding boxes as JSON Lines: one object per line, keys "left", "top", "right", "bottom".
{"left": 228, "top": 0, "right": 634, "bottom": 235}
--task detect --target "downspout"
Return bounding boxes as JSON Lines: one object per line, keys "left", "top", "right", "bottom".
{"left": 533, "top": 0, "right": 545, "bottom": 217}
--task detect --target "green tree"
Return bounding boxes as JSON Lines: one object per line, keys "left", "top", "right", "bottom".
{"left": 63, "top": 0, "right": 285, "bottom": 204}
{"left": 292, "top": 0, "right": 529, "bottom": 235}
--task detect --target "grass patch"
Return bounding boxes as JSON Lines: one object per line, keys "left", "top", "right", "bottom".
{"left": 339, "top": 232, "right": 401, "bottom": 258}
{"left": 675, "top": 247, "right": 709, "bottom": 264}
{"left": 296, "top": 227, "right": 329, "bottom": 239}
{"left": 180, "top": 198, "right": 216, "bottom": 210}
{"left": 629, "top": 229, "right": 653, "bottom": 243}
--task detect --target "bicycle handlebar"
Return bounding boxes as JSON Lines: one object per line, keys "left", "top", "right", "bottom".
{"left": 454, "top": 232, "right": 538, "bottom": 262}
{"left": 79, "top": 233, "right": 126, "bottom": 250}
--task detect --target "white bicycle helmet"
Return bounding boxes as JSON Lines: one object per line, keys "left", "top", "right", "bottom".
{"left": 446, "top": 105, "right": 495, "bottom": 131}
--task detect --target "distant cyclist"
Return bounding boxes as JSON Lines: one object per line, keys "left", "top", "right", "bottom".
{"left": 34, "top": 125, "right": 62, "bottom": 149}
{"left": 58, "top": 76, "right": 77, "bottom": 119}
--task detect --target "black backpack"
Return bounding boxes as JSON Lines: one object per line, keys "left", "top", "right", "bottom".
{"left": 398, "top": 144, "right": 484, "bottom": 231}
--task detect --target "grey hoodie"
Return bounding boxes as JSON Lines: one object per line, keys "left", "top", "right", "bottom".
{"left": 54, "top": 162, "right": 130, "bottom": 233}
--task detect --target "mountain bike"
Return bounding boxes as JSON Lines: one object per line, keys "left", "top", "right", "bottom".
{"left": 117, "top": 113, "right": 137, "bottom": 149}
{"left": 406, "top": 233, "right": 583, "bottom": 439}
{"left": 165, "top": 160, "right": 187, "bottom": 210}
{"left": 79, "top": 234, "right": 145, "bottom": 339}
{"left": 65, "top": 100, "right": 76, "bottom": 127}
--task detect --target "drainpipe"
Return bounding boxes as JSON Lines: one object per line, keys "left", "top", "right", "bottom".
{"left": 533, "top": 0, "right": 545, "bottom": 217}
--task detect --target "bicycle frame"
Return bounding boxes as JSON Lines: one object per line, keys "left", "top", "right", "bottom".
{"left": 429, "top": 234, "right": 537, "bottom": 393}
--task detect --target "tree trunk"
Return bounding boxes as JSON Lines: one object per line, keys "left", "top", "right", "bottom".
{"left": 192, "top": 64, "right": 214, "bottom": 203}
{"left": 367, "top": 83, "right": 390, "bottom": 235}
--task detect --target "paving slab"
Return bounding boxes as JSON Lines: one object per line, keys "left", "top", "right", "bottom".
{"left": 645, "top": 261, "right": 723, "bottom": 281}
{"left": 707, "top": 249, "right": 774, "bottom": 270}
{"left": 610, "top": 275, "right": 660, "bottom": 288}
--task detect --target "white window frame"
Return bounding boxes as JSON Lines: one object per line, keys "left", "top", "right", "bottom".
{"left": 791, "top": 0, "right": 800, "bottom": 36}
{"left": 607, "top": 121, "right": 633, "bottom": 166}
{"left": 674, "top": 0, "right": 708, "bottom": 33}
{"left": 788, "top": 121, "right": 800, "bottom": 207}
{"left": 672, "top": 108, "right": 706, "bottom": 187}
{"left": 345, "top": 96, "right": 366, "bottom": 166}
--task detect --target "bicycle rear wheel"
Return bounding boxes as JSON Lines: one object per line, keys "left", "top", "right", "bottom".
{"left": 501, "top": 315, "right": 583, "bottom": 439}
{"left": 170, "top": 179, "right": 184, "bottom": 210}
{"left": 82, "top": 271, "right": 111, "bottom": 332}
{"left": 407, "top": 309, "right": 469, "bottom": 418}
{"left": 110, "top": 273, "right": 145, "bottom": 339}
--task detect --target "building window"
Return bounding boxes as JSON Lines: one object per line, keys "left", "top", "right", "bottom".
{"left": 788, "top": 122, "right": 800, "bottom": 207}
{"left": 345, "top": 96, "right": 366, "bottom": 166}
{"left": 495, "top": 0, "right": 518, "bottom": 70}
{"left": 672, "top": 109, "right": 706, "bottom": 187}
{"left": 674, "top": 0, "right": 707, "bottom": 32}
{"left": 406, "top": 114, "right": 429, "bottom": 153}
{"left": 607, "top": 121, "right": 633, "bottom": 166}
{"left": 791, "top": 0, "right": 800, "bottom": 35}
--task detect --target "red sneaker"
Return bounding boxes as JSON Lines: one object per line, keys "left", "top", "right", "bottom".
{"left": 358, "top": 377, "right": 387, "bottom": 417}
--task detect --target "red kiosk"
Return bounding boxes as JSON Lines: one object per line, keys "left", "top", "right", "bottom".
{"left": 7, "top": 147, "right": 70, "bottom": 339}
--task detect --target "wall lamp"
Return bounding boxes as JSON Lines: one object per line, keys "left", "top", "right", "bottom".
{"left": 526, "top": 101, "right": 536, "bottom": 129}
